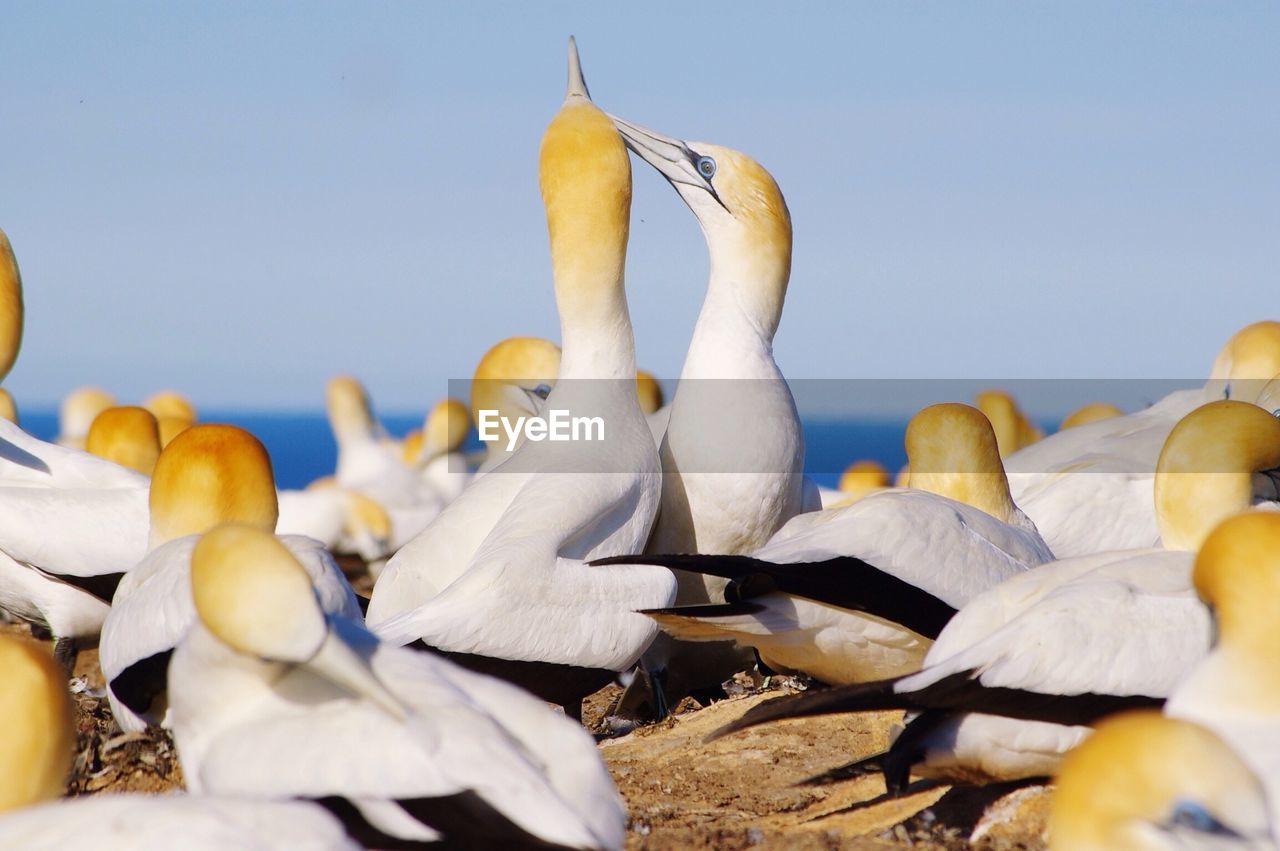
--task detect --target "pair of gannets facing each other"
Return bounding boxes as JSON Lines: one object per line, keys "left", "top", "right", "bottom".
{"left": 1047, "top": 710, "right": 1276, "bottom": 851}
{"left": 597, "top": 403, "right": 1053, "bottom": 687}
{"left": 100, "top": 424, "right": 362, "bottom": 732}
{"left": 0, "top": 633, "right": 360, "bottom": 851}
{"left": 1005, "top": 320, "right": 1280, "bottom": 557}
{"left": 168, "top": 524, "right": 625, "bottom": 850}
{"left": 713, "top": 400, "right": 1280, "bottom": 790}
{"left": 367, "top": 42, "right": 675, "bottom": 716}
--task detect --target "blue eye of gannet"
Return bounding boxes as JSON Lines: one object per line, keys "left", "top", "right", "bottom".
{"left": 696, "top": 156, "right": 716, "bottom": 179}
{"left": 532, "top": 383, "right": 552, "bottom": 400}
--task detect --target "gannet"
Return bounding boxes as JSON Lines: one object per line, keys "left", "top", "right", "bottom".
{"left": 155, "top": 414, "right": 192, "bottom": 447}
{"left": 597, "top": 404, "right": 1053, "bottom": 686}
{"left": 0, "top": 389, "right": 16, "bottom": 425}
{"left": 817, "top": 460, "right": 892, "bottom": 509}
{"left": 277, "top": 480, "right": 393, "bottom": 565}
{"left": 0, "top": 418, "right": 150, "bottom": 669}
{"left": 411, "top": 397, "right": 474, "bottom": 504}
{"left": 367, "top": 39, "right": 675, "bottom": 716}
{"left": 1058, "top": 401, "right": 1124, "bottom": 431}
{"left": 142, "top": 390, "right": 196, "bottom": 425}
{"left": 1006, "top": 320, "right": 1280, "bottom": 556}
{"left": 0, "top": 632, "right": 359, "bottom": 850}
{"left": 56, "top": 386, "right": 116, "bottom": 450}
{"left": 710, "top": 401, "right": 1280, "bottom": 788}
{"left": 169, "top": 524, "right": 626, "bottom": 849}
{"left": 468, "top": 335, "right": 562, "bottom": 475}
{"left": 0, "top": 228, "right": 22, "bottom": 385}
{"left": 1047, "top": 711, "right": 1274, "bottom": 851}
{"left": 1167, "top": 511, "right": 1280, "bottom": 829}
{"left": 100, "top": 424, "right": 361, "bottom": 731}
{"left": 84, "top": 405, "right": 162, "bottom": 475}
{"left": 974, "top": 389, "right": 1042, "bottom": 458}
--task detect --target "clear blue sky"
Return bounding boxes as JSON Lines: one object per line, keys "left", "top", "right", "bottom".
{"left": 3, "top": 3, "right": 1277, "bottom": 415}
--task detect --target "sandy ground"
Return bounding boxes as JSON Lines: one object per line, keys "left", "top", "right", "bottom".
{"left": 3, "top": 614, "right": 1049, "bottom": 849}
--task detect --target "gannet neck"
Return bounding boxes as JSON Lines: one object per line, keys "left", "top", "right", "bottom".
{"left": 539, "top": 79, "right": 635, "bottom": 381}
{"left": 0, "top": 229, "right": 24, "bottom": 384}
{"left": 326, "top": 375, "right": 378, "bottom": 443}
{"left": 1048, "top": 710, "right": 1270, "bottom": 851}
{"left": 1193, "top": 512, "right": 1280, "bottom": 662}
{"left": 905, "top": 403, "right": 1017, "bottom": 523}
{"left": 1154, "top": 401, "right": 1280, "bottom": 551}
{"left": 1203, "top": 320, "right": 1280, "bottom": 404}
{"left": 85, "top": 405, "right": 162, "bottom": 476}
{"left": 0, "top": 635, "right": 74, "bottom": 812}
{"left": 148, "top": 424, "right": 279, "bottom": 549}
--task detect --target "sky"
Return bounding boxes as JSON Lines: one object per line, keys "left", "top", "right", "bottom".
{"left": 2, "top": 3, "right": 1277, "bottom": 416}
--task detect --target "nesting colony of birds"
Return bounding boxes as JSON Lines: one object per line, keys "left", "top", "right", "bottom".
{"left": 2, "top": 38, "right": 1280, "bottom": 851}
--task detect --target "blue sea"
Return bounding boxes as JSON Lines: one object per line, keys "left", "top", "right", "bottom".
{"left": 17, "top": 410, "right": 938, "bottom": 491}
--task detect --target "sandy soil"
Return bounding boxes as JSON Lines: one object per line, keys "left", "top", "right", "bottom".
{"left": 3, "top": 614, "right": 1049, "bottom": 849}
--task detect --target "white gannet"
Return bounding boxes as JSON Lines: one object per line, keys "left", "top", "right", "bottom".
{"left": 277, "top": 479, "right": 393, "bottom": 565}
{"left": 0, "top": 632, "right": 359, "bottom": 851}
{"left": 1047, "top": 711, "right": 1275, "bottom": 851}
{"left": 84, "top": 405, "right": 162, "bottom": 476}
{"left": 1166, "top": 511, "right": 1280, "bottom": 829}
{"left": 597, "top": 404, "right": 1053, "bottom": 686}
{"left": 169, "top": 524, "right": 626, "bottom": 850}
{"left": 1006, "top": 320, "right": 1280, "bottom": 557}
{"left": 100, "top": 423, "right": 361, "bottom": 731}
{"left": 367, "top": 39, "right": 675, "bottom": 717}
{"left": 411, "top": 397, "right": 474, "bottom": 504}
{"left": 56, "top": 386, "right": 117, "bottom": 450}
{"left": 710, "top": 400, "right": 1280, "bottom": 789}
{"left": 0, "top": 417, "right": 151, "bottom": 669}
{"left": 468, "top": 335, "right": 562, "bottom": 476}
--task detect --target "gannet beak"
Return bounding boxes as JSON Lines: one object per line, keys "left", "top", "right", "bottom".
{"left": 565, "top": 35, "right": 591, "bottom": 100}
{"left": 305, "top": 624, "right": 409, "bottom": 721}
{"left": 609, "top": 114, "right": 729, "bottom": 214}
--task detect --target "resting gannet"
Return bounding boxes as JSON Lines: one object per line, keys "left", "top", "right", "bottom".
{"left": 411, "top": 397, "right": 474, "bottom": 504}
{"left": 0, "top": 632, "right": 359, "bottom": 851}
{"left": 711, "top": 401, "right": 1280, "bottom": 788}
{"left": 817, "top": 460, "right": 892, "bottom": 509}
{"left": 100, "top": 424, "right": 361, "bottom": 731}
{"left": 974, "top": 390, "right": 1041, "bottom": 458}
{"left": 277, "top": 479, "right": 393, "bottom": 565}
{"left": 1006, "top": 320, "right": 1280, "bottom": 556}
{"left": 56, "top": 386, "right": 116, "bottom": 450}
{"left": 1058, "top": 401, "right": 1124, "bottom": 431}
{"left": 1167, "top": 511, "right": 1280, "bottom": 829}
{"left": 169, "top": 524, "right": 626, "bottom": 849}
{"left": 1048, "top": 711, "right": 1275, "bottom": 851}
{"left": 367, "top": 39, "right": 675, "bottom": 717}
{"left": 469, "top": 335, "right": 562, "bottom": 475}
{"left": 142, "top": 390, "right": 196, "bottom": 425}
{"left": 84, "top": 406, "right": 162, "bottom": 475}
{"left": 0, "top": 229, "right": 21, "bottom": 385}
{"left": 597, "top": 404, "right": 1053, "bottom": 686}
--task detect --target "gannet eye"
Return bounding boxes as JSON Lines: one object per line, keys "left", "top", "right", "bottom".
{"left": 532, "top": 384, "right": 552, "bottom": 400}
{"left": 696, "top": 156, "right": 716, "bottom": 179}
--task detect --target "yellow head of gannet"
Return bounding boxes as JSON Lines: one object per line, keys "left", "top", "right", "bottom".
{"left": 0, "top": 635, "right": 74, "bottom": 813}
{"left": 469, "top": 336, "right": 562, "bottom": 425}
{"left": 422, "top": 398, "right": 471, "bottom": 459}
{"left": 1153, "top": 401, "right": 1280, "bottom": 551}
{"left": 1205, "top": 320, "right": 1280, "bottom": 404}
{"left": 325, "top": 375, "right": 376, "bottom": 441}
{"left": 0, "top": 229, "right": 24, "bottom": 385}
{"left": 143, "top": 390, "right": 196, "bottom": 424}
{"left": 58, "top": 386, "right": 116, "bottom": 446}
{"left": 1193, "top": 512, "right": 1280, "bottom": 679}
{"left": 343, "top": 490, "right": 393, "bottom": 549}
{"left": 0, "top": 388, "right": 17, "bottom": 424}
{"left": 973, "top": 389, "right": 1040, "bottom": 458}
{"left": 635, "top": 370, "right": 664, "bottom": 415}
{"left": 1048, "top": 710, "right": 1270, "bottom": 851}
{"left": 610, "top": 115, "right": 792, "bottom": 339}
{"left": 85, "top": 405, "right": 162, "bottom": 476}
{"left": 539, "top": 38, "right": 634, "bottom": 369}
{"left": 148, "top": 424, "right": 279, "bottom": 549}
{"left": 904, "top": 403, "right": 1016, "bottom": 523}
{"left": 1059, "top": 401, "right": 1125, "bottom": 430}
{"left": 156, "top": 414, "right": 193, "bottom": 448}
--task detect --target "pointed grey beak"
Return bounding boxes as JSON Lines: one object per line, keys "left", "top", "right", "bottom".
{"left": 566, "top": 36, "right": 590, "bottom": 100}
{"left": 305, "top": 625, "right": 409, "bottom": 721}
{"left": 608, "top": 114, "right": 704, "bottom": 189}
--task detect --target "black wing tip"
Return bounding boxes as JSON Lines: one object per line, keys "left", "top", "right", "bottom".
{"left": 639, "top": 601, "right": 768, "bottom": 618}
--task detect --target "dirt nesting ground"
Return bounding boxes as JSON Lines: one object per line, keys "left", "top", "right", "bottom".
{"left": 4, "top": 613, "right": 1049, "bottom": 849}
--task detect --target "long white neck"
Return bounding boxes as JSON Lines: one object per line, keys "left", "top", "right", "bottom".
{"left": 556, "top": 279, "right": 637, "bottom": 381}
{"left": 679, "top": 246, "right": 785, "bottom": 381}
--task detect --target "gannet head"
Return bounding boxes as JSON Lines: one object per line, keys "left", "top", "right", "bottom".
{"left": 156, "top": 414, "right": 193, "bottom": 448}
{"left": 342, "top": 491, "right": 393, "bottom": 556}
{"left": 1205, "top": 320, "right": 1280, "bottom": 404}
{"left": 973, "top": 390, "right": 1026, "bottom": 458}
{"left": 0, "top": 388, "right": 17, "bottom": 425}
{"left": 1059, "top": 401, "right": 1124, "bottom": 430}
{"left": 1193, "top": 512, "right": 1280, "bottom": 669}
{"left": 85, "top": 405, "right": 162, "bottom": 475}
{"left": 635, "top": 369, "right": 664, "bottom": 415}
{"left": 422, "top": 398, "right": 472, "bottom": 459}
{"left": 0, "top": 229, "right": 24, "bottom": 385}
{"left": 904, "top": 403, "right": 1016, "bottom": 523}
{"left": 326, "top": 375, "right": 377, "bottom": 442}
{"left": 1048, "top": 710, "right": 1270, "bottom": 851}
{"left": 192, "top": 523, "right": 407, "bottom": 717}
{"left": 539, "top": 38, "right": 633, "bottom": 340}
{"left": 143, "top": 390, "right": 196, "bottom": 424}
{"left": 0, "top": 635, "right": 74, "bottom": 812}
{"left": 58, "top": 385, "right": 116, "bottom": 447}
{"left": 1154, "top": 401, "right": 1280, "bottom": 551}
{"left": 148, "top": 424, "right": 279, "bottom": 549}
{"left": 469, "top": 336, "right": 562, "bottom": 425}
{"left": 839, "top": 460, "right": 890, "bottom": 493}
